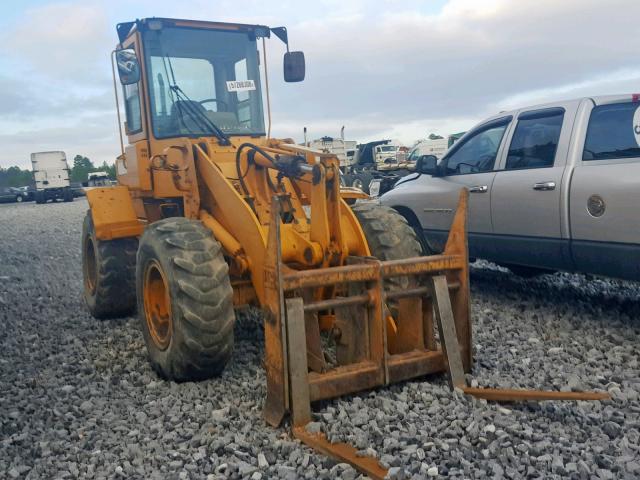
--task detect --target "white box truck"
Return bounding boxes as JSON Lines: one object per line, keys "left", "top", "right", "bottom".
{"left": 31, "top": 151, "right": 73, "bottom": 203}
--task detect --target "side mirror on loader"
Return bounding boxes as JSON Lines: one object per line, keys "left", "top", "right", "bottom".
{"left": 115, "top": 48, "right": 140, "bottom": 85}
{"left": 284, "top": 51, "right": 305, "bottom": 82}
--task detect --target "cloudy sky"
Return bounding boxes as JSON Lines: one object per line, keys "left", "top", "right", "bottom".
{"left": 1, "top": 0, "right": 639, "bottom": 168}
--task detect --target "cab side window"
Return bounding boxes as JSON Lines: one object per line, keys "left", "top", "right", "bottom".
{"left": 124, "top": 82, "right": 142, "bottom": 133}
{"left": 506, "top": 108, "right": 564, "bottom": 170}
{"left": 443, "top": 120, "right": 510, "bottom": 175}
{"left": 583, "top": 102, "right": 640, "bottom": 160}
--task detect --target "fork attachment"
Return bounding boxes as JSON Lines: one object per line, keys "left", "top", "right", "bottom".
{"left": 262, "top": 190, "right": 472, "bottom": 428}
{"left": 263, "top": 190, "right": 608, "bottom": 480}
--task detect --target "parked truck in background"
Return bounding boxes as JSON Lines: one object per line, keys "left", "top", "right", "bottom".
{"left": 86, "top": 171, "right": 112, "bottom": 187}
{"left": 343, "top": 140, "right": 409, "bottom": 194}
{"left": 369, "top": 133, "right": 465, "bottom": 197}
{"left": 382, "top": 94, "right": 640, "bottom": 281}
{"left": 307, "top": 136, "right": 358, "bottom": 170}
{"left": 31, "top": 151, "right": 73, "bottom": 204}
{"left": 407, "top": 133, "right": 466, "bottom": 162}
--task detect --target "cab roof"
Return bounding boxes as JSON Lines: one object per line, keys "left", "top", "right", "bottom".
{"left": 116, "top": 17, "right": 272, "bottom": 44}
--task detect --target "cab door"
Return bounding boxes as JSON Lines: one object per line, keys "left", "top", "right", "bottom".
{"left": 418, "top": 116, "right": 512, "bottom": 255}
{"left": 490, "top": 102, "right": 579, "bottom": 270}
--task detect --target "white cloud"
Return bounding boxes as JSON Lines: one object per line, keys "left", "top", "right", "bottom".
{"left": 1, "top": 0, "right": 639, "bottom": 166}
{"left": 4, "top": 2, "right": 111, "bottom": 81}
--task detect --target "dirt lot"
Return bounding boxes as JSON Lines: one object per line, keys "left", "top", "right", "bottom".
{"left": 1, "top": 199, "right": 639, "bottom": 479}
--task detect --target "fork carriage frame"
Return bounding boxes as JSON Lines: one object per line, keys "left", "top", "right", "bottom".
{"left": 263, "top": 189, "right": 472, "bottom": 427}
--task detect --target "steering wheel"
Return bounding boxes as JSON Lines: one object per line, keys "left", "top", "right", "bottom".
{"left": 199, "top": 98, "right": 228, "bottom": 111}
{"left": 477, "top": 153, "right": 495, "bottom": 170}
{"left": 456, "top": 162, "right": 480, "bottom": 174}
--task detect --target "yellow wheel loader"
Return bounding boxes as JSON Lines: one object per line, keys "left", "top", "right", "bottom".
{"left": 82, "top": 18, "right": 607, "bottom": 478}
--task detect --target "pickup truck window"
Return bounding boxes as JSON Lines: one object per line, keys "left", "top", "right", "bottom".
{"left": 443, "top": 121, "right": 509, "bottom": 175}
{"left": 583, "top": 102, "right": 640, "bottom": 160}
{"left": 506, "top": 109, "right": 564, "bottom": 169}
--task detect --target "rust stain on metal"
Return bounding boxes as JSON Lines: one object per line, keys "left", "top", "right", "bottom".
{"left": 293, "top": 427, "right": 388, "bottom": 480}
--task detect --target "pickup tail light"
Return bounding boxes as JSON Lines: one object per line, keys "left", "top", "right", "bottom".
{"left": 632, "top": 93, "right": 640, "bottom": 102}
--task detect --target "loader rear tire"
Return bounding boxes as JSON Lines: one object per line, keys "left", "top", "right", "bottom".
{"left": 82, "top": 213, "right": 137, "bottom": 319}
{"left": 136, "top": 217, "right": 235, "bottom": 381}
{"left": 352, "top": 202, "right": 422, "bottom": 293}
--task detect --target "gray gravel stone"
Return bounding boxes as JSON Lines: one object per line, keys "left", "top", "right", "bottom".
{"left": 1, "top": 201, "right": 639, "bottom": 479}
{"left": 305, "top": 422, "right": 322, "bottom": 434}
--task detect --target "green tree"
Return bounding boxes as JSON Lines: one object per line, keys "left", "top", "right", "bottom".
{"left": 0, "top": 166, "right": 33, "bottom": 188}
{"left": 71, "top": 155, "right": 95, "bottom": 182}
{"left": 100, "top": 161, "right": 117, "bottom": 180}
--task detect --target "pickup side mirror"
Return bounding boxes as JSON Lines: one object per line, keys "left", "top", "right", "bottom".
{"left": 284, "top": 51, "right": 305, "bottom": 82}
{"left": 115, "top": 48, "right": 140, "bottom": 85}
{"left": 415, "top": 155, "right": 439, "bottom": 175}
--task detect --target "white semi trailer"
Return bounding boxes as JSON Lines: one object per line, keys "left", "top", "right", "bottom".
{"left": 31, "top": 151, "right": 73, "bottom": 203}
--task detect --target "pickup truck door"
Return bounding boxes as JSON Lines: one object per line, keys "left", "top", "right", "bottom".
{"left": 569, "top": 98, "right": 640, "bottom": 281}
{"left": 416, "top": 116, "right": 513, "bottom": 254}
{"left": 490, "top": 103, "right": 579, "bottom": 270}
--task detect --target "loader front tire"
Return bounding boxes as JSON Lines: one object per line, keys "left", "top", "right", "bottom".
{"left": 136, "top": 217, "right": 235, "bottom": 381}
{"left": 82, "top": 213, "right": 137, "bottom": 319}
{"left": 352, "top": 203, "right": 423, "bottom": 293}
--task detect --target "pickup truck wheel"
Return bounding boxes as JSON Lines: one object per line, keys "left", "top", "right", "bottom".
{"left": 82, "top": 213, "right": 137, "bottom": 319}
{"left": 137, "top": 217, "right": 235, "bottom": 381}
{"left": 504, "top": 264, "right": 551, "bottom": 278}
{"left": 352, "top": 202, "right": 422, "bottom": 296}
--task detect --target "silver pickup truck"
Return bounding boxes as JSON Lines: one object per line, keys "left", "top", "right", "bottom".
{"left": 381, "top": 94, "right": 640, "bottom": 281}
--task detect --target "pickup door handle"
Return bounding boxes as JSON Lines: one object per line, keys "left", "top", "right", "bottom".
{"left": 469, "top": 185, "right": 488, "bottom": 193}
{"left": 533, "top": 181, "right": 556, "bottom": 191}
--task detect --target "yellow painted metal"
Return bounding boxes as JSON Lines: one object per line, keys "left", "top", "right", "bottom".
{"left": 86, "top": 186, "right": 143, "bottom": 240}
{"left": 340, "top": 187, "right": 370, "bottom": 202}
{"left": 116, "top": 142, "right": 151, "bottom": 190}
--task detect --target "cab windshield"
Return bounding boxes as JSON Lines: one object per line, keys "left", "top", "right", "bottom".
{"left": 143, "top": 26, "right": 265, "bottom": 139}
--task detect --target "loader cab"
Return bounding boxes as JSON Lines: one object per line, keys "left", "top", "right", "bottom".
{"left": 141, "top": 25, "right": 267, "bottom": 139}
{"left": 112, "top": 18, "right": 305, "bottom": 175}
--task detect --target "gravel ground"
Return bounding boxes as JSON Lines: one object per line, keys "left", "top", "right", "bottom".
{"left": 1, "top": 199, "right": 639, "bottom": 479}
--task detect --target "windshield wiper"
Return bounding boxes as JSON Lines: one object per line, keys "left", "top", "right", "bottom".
{"left": 163, "top": 53, "right": 231, "bottom": 145}
{"left": 169, "top": 84, "right": 231, "bottom": 145}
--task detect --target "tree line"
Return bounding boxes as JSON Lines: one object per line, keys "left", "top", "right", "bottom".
{"left": 0, "top": 155, "right": 116, "bottom": 188}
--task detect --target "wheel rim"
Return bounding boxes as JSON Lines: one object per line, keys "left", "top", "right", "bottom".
{"left": 143, "top": 260, "right": 172, "bottom": 350}
{"left": 16, "top": 196, "right": 22, "bottom": 203}
{"left": 352, "top": 178, "right": 363, "bottom": 189}
{"left": 84, "top": 236, "right": 97, "bottom": 295}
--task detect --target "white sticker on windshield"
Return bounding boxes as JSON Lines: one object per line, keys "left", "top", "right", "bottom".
{"left": 634, "top": 105, "right": 640, "bottom": 146}
{"left": 226, "top": 80, "right": 256, "bottom": 93}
